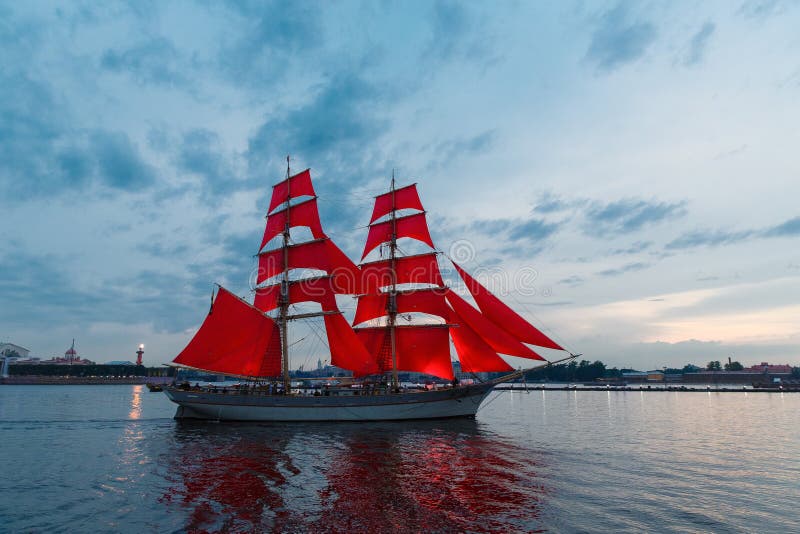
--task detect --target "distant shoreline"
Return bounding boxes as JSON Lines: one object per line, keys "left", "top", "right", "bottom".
{"left": 1, "top": 377, "right": 796, "bottom": 392}
{"left": 0, "top": 376, "right": 173, "bottom": 385}
{"left": 497, "top": 384, "right": 798, "bottom": 392}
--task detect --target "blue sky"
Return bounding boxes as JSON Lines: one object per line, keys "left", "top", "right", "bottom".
{"left": 1, "top": 0, "right": 799, "bottom": 369}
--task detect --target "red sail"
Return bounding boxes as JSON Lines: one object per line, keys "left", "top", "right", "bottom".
{"left": 449, "top": 310, "right": 513, "bottom": 373}
{"left": 257, "top": 239, "right": 361, "bottom": 288}
{"left": 259, "top": 198, "right": 325, "bottom": 251}
{"left": 356, "top": 326, "right": 453, "bottom": 380}
{"left": 325, "top": 240, "right": 363, "bottom": 295}
{"left": 173, "top": 287, "right": 282, "bottom": 377}
{"left": 452, "top": 261, "right": 563, "bottom": 350}
{"left": 445, "top": 289, "right": 545, "bottom": 360}
{"left": 324, "top": 314, "right": 380, "bottom": 376}
{"left": 258, "top": 239, "right": 328, "bottom": 283}
{"left": 369, "top": 184, "right": 424, "bottom": 223}
{"left": 268, "top": 168, "right": 316, "bottom": 213}
{"left": 353, "top": 288, "right": 449, "bottom": 325}
{"left": 353, "top": 294, "right": 386, "bottom": 325}
{"left": 361, "top": 212, "right": 435, "bottom": 259}
{"left": 361, "top": 252, "right": 443, "bottom": 293}
{"left": 254, "top": 276, "right": 338, "bottom": 312}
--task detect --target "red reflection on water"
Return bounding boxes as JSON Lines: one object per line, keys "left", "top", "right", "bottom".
{"left": 162, "top": 422, "right": 545, "bottom": 533}
{"left": 161, "top": 429, "right": 297, "bottom": 533}
{"left": 311, "top": 428, "right": 544, "bottom": 533}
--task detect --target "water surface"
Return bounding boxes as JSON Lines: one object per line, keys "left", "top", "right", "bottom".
{"left": 0, "top": 385, "right": 797, "bottom": 532}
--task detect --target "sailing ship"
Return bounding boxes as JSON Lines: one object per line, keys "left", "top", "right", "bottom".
{"left": 164, "top": 163, "right": 574, "bottom": 421}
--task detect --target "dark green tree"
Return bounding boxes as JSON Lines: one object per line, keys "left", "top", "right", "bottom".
{"left": 724, "top": 361, "right": 744, "bottom": 371}
{"left": 706, "top": 361, "right": 722, "bottom": 371}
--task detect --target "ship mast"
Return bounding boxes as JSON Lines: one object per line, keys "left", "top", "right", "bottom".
{"left": 388, "top": 172, "right": 399, "bottom": 391}
{"left": 280, "top": 155, "right": 291, "bottom": 393}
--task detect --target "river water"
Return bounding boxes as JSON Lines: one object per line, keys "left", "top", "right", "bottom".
{"left": 0, "top": 385, "right": 797, "bottom": 533}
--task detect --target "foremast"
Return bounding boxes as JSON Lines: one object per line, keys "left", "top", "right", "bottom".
{"left": 387, "top": 173, "right": 399, "bottom": 391}
{"left": 279, "top": 156, "right": 292, "bottom": 393}
{"left": 253, "top": 163, "right": 377, "bottom": 385}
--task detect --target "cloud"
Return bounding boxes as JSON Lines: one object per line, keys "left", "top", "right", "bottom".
{"left": 532, "top": 192, "right": 586, "bottom": 214}
{"left": 713, "top": 144, "right": 748, "bottom": 160}
{"left": 509, "top": 218, "right": 560, "bottom": 242}
{"left": 0, "top": 70, "right": 70, "bottom": 197}
{"left": 665, "top": 228, "right": 754, "bottom": 250}
{"left": 559, "top": 275, "right": 584, "bottom": 287}
{"left": 247, "top": 71, "right": 390, "bottom": 184}
{"left": 434, "top": 130, "right": 496, "bottom": 162}
{"left": 460, "top": 215, "right": 561, "bottom": 260}
{"left": 91, "top": 131, "right": 156, "bottom": 190}
{"left": 666, "top": 215, "right": 800, "bottom": 250}
{"left": 596, "top": 261, "right": 650, "bottom": 277}
{"left": 683, "top": 21, "right": 715, "bottom": 66}
{"left": 0, "top": 244, "right": 204, "bottom": 333}
{"left": 178, "top": 129, "right": 227, "bottom": 178}
{"left": 738, "top": 0, "right": 790, "bottom": 19}
{"left": 469, "top": 219, "right": 512, "bottom": 235}
{"left": 216, "top": 1, "right": 323, "bottom": 87}
{"left": 175, "top": 128, "right": 247, "bottom": 200}
{"left": 764, "top": 216, "right": 800, "bottom": 237}
{"left": 609, "top": 240, "right": 652, "bottom": 255}
{"left": 470, "top": 216, "right": 560, "bottom": 242}
{"left": 101, "top": 37, "right": 189, "bottom": 87}
{"left": 0, "top": 67, "right": 156, "bottom": 198}
{"left": 422, "top": 0, "right": 496, "bottom": 67}
{"left": 0, "top": 8, "right": 157, "bottom": 200}
{"left": 136, "top": 239, "right": 190, "bottom": 259}
{"left": 584, "top": 198, "right": 687, "bottom": 236}
{"left": 585, "top": 3, "right": 657, "bottom": 72}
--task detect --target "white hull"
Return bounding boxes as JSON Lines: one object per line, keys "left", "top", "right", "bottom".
{"left": 164, "top": 382, "right": 498, "bottom": 422}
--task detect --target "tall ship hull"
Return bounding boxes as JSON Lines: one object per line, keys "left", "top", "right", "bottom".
{"left": 165, "top": 162, "right": 575, "bottom": 423}
{"left": 166, "top": 381, "right": 498, "bottom": 422}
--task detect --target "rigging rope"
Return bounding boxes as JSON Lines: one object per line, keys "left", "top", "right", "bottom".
{"left": 506, "top": 291, "right": 576, "bottom": 356}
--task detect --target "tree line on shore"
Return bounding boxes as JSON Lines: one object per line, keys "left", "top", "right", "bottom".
{"left": 521, "top": 360, "right": 800, "bottom": 382}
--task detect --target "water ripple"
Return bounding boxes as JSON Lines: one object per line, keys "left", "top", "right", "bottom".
{"left": 0, "top": 386, "right": 798, "bottom": 532}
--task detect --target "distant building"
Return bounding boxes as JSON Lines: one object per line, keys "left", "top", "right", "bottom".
{"left": 646, "top": 370, "right": 665, "bottom": 382}
{"left": 37, "top": 340, "right": 95, "bottom": 365}
{"left": 746, "top": 362, "right": 793, "bottom": 374}
{"left": 683, "top": 370, "right": 792, "bottom": 384}
{"left": 105, "top": 360, "right": 137, "bottom": 366}
{"left": 0, "top": 343, "right": 30, "bottom": 360}
{"left": 622, "top": 371, "right": 648, "bottom": 383}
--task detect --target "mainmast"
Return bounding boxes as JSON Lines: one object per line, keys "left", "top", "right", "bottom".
{"left": 388, "top": 172, "right": 399, "bottom": 391}
{"left": 280, "top": 155, "right": 291, "bottom": 393}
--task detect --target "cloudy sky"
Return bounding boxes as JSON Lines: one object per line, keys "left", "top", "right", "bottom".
{"left": 2, "top": 0, "right": 798, "bottom": 370}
